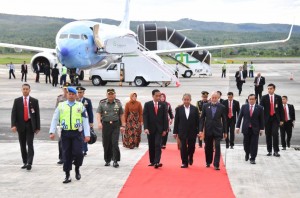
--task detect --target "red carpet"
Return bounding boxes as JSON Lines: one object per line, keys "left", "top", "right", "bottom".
{"left": 118, "top": 144, "right": 235, "bottom": 198}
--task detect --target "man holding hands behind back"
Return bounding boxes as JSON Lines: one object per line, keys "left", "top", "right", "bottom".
{"left": 199, "top": 92, "right": 227, "bottom": 170}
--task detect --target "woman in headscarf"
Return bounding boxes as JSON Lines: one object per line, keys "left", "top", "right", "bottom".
{"left": 123, "top": 93, "right": 143, "bottom": 149}
{"left": 160, "top": 93, "right": 174, "bottom": 149}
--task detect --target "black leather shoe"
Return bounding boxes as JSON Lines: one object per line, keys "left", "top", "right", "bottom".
{"left": 214, "top": 166, "right": 220, "bottom": 170}
{"left": 226, "top": 144, "right": 229, "bottom": 149}
{"left": 63, "top": 176, "right": 71, "bottom": 184}
{"left": 273, "top": 152, "right": 280, "bottom": 157}
{"left": 113, "top": 161, "right": 119, "bottom": 168}
{"left": 181, "top": 164, "right": 188, "bottom": 168}
{"left": 154, "top": 163, "right": 159, "bottom": 169}
{"left": 282, "top": 147, "right": 286, "bottom": 150}
{"left": 230, "top": 146, "right": 234, "bottom": 149}
{"left": 26, "top": 164, "right": 32, "bottom": 170}
{"left": 148, "top": 163, "right": 154, "bottom": 166}
{"left": 21, "top": 164, "right": 27, "bottom": 169}
{"left": 57, "top": 160, "right": 63, "bottom": 165}
{"left": 83, "top": 152, "right": 87, "bottom": 156}
{"left": 267, "top": 152, "right": 272, "bottom": 156}
{"left": 189, "top": 159, "right": 193, "bottom": 165}
{"left": 245, "top": 154, "right": 249, "bottom": 161}
{"left": 75, "top": 172, "right": 81, "bottom": 180}
{"left": 105, "top": 162, "right": 110, "bottom": 166}
{"left": 250, "top": 160, "right": 256, "bottom": 164}
{"left": 206, "top": 164, "right": 210, "bottom": 168}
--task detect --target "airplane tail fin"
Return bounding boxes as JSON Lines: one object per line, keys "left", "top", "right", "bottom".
{"left": 119, "top": 0, "right": 130, "bottom": 29}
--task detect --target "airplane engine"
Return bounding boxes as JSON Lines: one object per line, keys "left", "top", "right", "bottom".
{"left": 30, "top": 52, "right": 58, "bottom": 73}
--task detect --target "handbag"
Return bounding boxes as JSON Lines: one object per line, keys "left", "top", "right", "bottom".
{"left": 88, "top": 127, "right": 97, "bottom": 144}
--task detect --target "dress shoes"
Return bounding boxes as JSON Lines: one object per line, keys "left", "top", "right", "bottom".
{"left": 214, "top": 166, "right": 220, "bottom": 170}
{"left": 104, "top": 162, "right": 110, "bottom": 166}
{"left": 113, "top": 161, "right": 119, "bottom": 168}
{"left": 148, "top": 163, "right": 154, "bottom": 166}
{"left": 206, "top": 164, "right": 210, "bottom": 168}
{"left": 226, "top": 144, "right": 229, "bottom": 149}
{"left": 63, "top": 176, "right": 71, "bottom": 184}
{"left": 282, "top": 147, "right": 286, "bottom": 150}
{"left": 245, "top": 154, "right": 249, "bottom": 161}
{"left": 189, "top": 159, "right": 193, "bottom": 165}
{"left": 273, "top": 152, "right": 280, "bottom": 157}
{"left": 83, "top": 152, "right": 87, "bottom": 156}
{"left": 230, "top": 146, "right": 234, "bottom": 149}
{"left": 154, "top": 163, "right": 163, "bottom": 169}
{"left": 250, "top": 160, "right": 256, "bottom": 164}
{"left": 57, "top": 160, "right": 63, "bottom": 165}
{"left": 266, "top": 152, "right": 272, "bottom": 156}
{"left": 21, "top": 164, "right": 27, "bottom": 169}
{"left": 181, "top": 164, "right": 188, "bottom": 168}
{"left": 75, "top": 172, "right": 81, "bottom": 180}
{"left": 26, "top": 164, "right": 32, "bottom": 170}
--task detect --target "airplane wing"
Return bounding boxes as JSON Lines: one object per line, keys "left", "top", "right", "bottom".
{"left": 153, "top": 24, "right": 293, "bottom": 55}
{"left": 0, "top": 42, "right": 56, "bottom": 54}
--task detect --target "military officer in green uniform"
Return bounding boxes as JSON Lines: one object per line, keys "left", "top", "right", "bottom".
{"left": 196, "top": 91, "right": 209, "bottom": 148}
{"left": 221, "top": 62, "right": 226, "bottom": 78}
{"left": 55, "top": 82, "right": 70, "bottom": 164}
{"left": 49, "top": 87, "right": 90, "bottom": 184}
{"left": 97, "top": 89, "right": 125, "bottom": 168}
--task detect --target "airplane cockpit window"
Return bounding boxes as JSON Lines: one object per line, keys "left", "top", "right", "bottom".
{"left": 59, "top": 34, "right": 68, "bottom": 39}
{"left": 81, "top": 34, "right": 88, "bottom": 40}
{"left": 107, "top": 64, "right": 118, "bottom": 70}
{"left": 69, "top": 34, "right": 81, "bottom": 39}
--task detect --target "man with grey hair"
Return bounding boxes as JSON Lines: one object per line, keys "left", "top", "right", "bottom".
{"left": 173, "top": 93, "right": 199, "bottom": 168}
{"left": 254, "top": 72, "right": 265, "bottom": 104}
{"left": 199, "top": 92, "right": 227, "bottom": 170}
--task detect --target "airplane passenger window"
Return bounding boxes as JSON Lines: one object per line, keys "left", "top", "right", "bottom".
{"left": 69, "top": 34, "right": 80, "bottom": 39}
{"left": 59, "top": 34, "right": 68, "bottom": 39}
{"left": 81, "top": 34, "right": 88, "bottom": 40}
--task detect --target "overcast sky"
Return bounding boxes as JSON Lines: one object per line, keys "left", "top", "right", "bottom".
{"left": 0, "top": 0, "right": 299, "bottom": 25}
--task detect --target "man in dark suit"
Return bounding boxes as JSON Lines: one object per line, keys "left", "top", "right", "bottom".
{"left": 11, "top": 84, "right": 40, "bottom": 170}
{"left": 76, "top": 86, "right": 94, "bottom": 156}
{"left": 254, "top": 72, "right": 265, "bottom": 104}
{"left": 173, "top": 93, "right": 200, "bottom": 168}
{"left": 236, "top": 94, "right": 264, "bottom": 164}
{"left": 235, "top": 66, "right": 246, "bottom": 96}
{"left": 217, "top": 91, "right": 224, "bottom": 103}
{"left": 222, "top": 92, "right": 240, "bottom": 149}
{"left": 199, "top": 92, "right": 227, "bottom": 170}
{"left": 260, "top": 83, "right": 284, "bottom": 157}
{"left": 280, "top": 96, "right": 296, "bottom": 150}
{"left": 21, "top": 61, "right": 28, "bottom": 82}
{"left": 143, "top": 89, "right": 168, "bottom": 169}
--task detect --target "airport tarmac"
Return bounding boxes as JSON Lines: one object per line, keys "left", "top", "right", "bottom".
{"left": 0, "top": 62, "right": 299, "bottom": 197}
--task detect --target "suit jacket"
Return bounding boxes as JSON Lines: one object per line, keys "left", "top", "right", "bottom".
{"left": 173, "top": 105, "right": 199, "bottom": 139}
{"left": 260, "top": 94, "right": 284, "bottom": 123}
{"left": 11, "top": 96, "right": 40, "bottom": 132}
{"left": 51, "top": 68, "right": 59, "bottom": 77}
{"left": 199, "top": 103, "right": 227, "bottom": 138}
{"left": 21, "top": 64, "right": 28, "bottom": 74}
{"left": 143, "top": 101, "right": 168, "bottom": 134}
{"left": 222, "top": 99, "right": 240, "bottom": 122}
{"left": 254, "top": 76, "right": 265, "bottom": 92}
{"left": 235, "top": 71, "right": 246, "bottom": 83}
{"left": 236, "top": 104, "right": 264, "bottom": 135}
{"left": 285, "top": 104, "right": 295, "bottom": 122}
{"left": 81, "top": 97, "right": 94, "bottom": 124}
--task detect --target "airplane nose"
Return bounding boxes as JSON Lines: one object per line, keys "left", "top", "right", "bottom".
{"left": 60, "top": 47, "right": 69, "bottom": 56}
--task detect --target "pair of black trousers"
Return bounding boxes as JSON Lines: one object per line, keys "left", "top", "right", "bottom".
{"left": 21, "top": 72, "right": 27, "bottom": 82}
{"left": 265, "top": 116, "right": 280, "bottom": 153}
{"left": 18, "top": 121, "right": 34, "bottom": 165}
{"left": 280, "top": 121, "right": 293, "bottom": 148}
{"left": 102, "top": 122, "right": 121, "bottom": 163}
{"left": 243, "top": 128, "right": 259, "bottom": 160}
{"left": 147, "top": 130, "right": 162, "bottom": 164}
{"left": 226, "top": 118, "right": 235, "bottom": 147}
{"left": 205, "top": 135, "right": 221, "bottom": 167}
{"left": 179, "top": 137, "right": 196, "bottom": 165}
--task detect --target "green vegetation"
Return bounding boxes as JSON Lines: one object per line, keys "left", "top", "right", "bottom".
{"left": 0, "top": 53, "right": 33, "bottom": 64}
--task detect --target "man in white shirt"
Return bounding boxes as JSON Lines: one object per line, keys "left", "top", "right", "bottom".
{"left": 7, "top": 62, "right": 16, "bottom": 79}
{"left": 235, "top": 66, "right": 246, "bottom": 96}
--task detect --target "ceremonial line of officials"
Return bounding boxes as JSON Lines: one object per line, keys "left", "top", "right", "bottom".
{"left": 11, "top": 80, "right": 295, "bottom": 184}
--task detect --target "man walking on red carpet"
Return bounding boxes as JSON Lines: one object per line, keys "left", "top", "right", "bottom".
{"left": 199, "top": 92, "right": 227, "bottom": 170}
{"left": 173, "top": 93, "right": 199, "bottom": 168}
{"left": 143, "top": 89, "right": 168, "bottom": 169}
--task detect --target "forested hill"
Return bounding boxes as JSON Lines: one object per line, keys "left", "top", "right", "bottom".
{"left": 0, "top": 14, "right": 299, "bottom": 56}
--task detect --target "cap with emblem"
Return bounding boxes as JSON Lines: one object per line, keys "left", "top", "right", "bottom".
{"left": 76, "top": 86, "right": 86, "bottom": 92}
{"left": 201, "top": 91, "right": 209, "bottom": 96}
{"left": 67, "top": 87, "right": 77, "bottom": 94}
{"left": 63, "top": 82, "right": 71, "bottom": 88}
{"left": 107, "top": 89, "right": 115, "bottom": 94}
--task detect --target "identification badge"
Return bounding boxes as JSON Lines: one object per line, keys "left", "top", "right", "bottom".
{"left": 275, "top": 104, "right": 278, "bottom": 108}
{"left": 31, "top": 108, "right": 35, "bottom": 113}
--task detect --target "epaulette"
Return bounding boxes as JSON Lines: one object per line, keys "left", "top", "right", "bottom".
{"left": 115, "top": 98, "right": 121, "bottom": 103}
{"left": 100, "top": 98, "right": 107, "bottom": 103}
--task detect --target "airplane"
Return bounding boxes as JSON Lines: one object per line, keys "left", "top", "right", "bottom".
{"left": 0, "top": 0, "right": 294, "bottom": 82}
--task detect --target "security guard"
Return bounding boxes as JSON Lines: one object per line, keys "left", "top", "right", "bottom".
{"left": 96, "top": 89, "right": 125, "bottom": 168}
{"left": 76, "top": 86, "right": 94, "bottom": 156}
{"left": 60, "top": 65, "right": 68, "bottom": 88}
{"left": 221, "top": 62, "right": 226, "bottom": 78}
{"left": 55, "top": 82, "right": 70, "bottom": 164}
{"left": 249, "top": 61, "right": 255, "bottom": 78}
{"left": 49, "top": 87, "right": 90, "bottom": 184}
{"left": 196, "top": 91, "right": 209, "bottom": 148}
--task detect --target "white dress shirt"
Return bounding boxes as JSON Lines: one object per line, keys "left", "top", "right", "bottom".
{"left": 184, "top": 105, "right": 190, "bottom": 119}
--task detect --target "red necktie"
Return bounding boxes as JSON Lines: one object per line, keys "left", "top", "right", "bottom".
{"left": 24, "top": 97, "right": 29, "bottom": 121}
{"left": 154, "top": 102, "right": 158, "bottom": 115}
{"left": 228, "top": 101, "right": 232, "bottom": 118}
{"left": 270, "top": 96, "right": 275, "bottom": 116}
{"left": 284, "top": 105, "right": 288, "bottom": 122}
{"left": 250, "top": 105, "right": 253, "bottom": 117}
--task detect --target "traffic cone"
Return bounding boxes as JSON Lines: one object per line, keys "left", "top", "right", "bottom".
{"left": 290, "top": 72, "right": 294, "bottom": 80}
